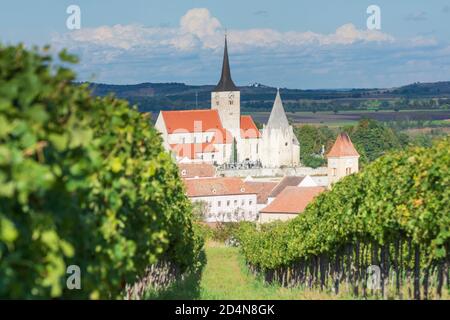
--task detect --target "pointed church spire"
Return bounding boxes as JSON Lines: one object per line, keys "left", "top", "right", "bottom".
{"left": 267, "top": 89, "right": 290, "bottom": 129}
{"left": 213, "top": 35, "right": 239, "bottom": 92}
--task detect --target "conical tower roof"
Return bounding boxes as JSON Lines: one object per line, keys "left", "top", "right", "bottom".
{"left": 267, "top": 89, "right": 290, "bottom": 129}
{"left": 327, "top": 132, "right": 360, "bottom": 158}
{"left": 213, "top": 35, "right": 239, "bottom": 92}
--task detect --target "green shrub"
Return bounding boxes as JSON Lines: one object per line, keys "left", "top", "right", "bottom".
{"left": 0, "top": 44, "right": 203, "bottom": 299}
{"left": 238, "top": 138, "right": 449, "bottom": 281}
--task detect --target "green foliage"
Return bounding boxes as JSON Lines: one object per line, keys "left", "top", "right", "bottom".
{"left": 238, "top": 138, "right": 450, "bottom": 270}
{"left": 210, "top": 222, "right": 243, "bottom": 243}
{"left": 346, "top": 119, "right": 407, "bottom": 164}
{"left": 0, "top": 44, "right": 203, "bottom": 299}
{"left": 294, "top": 125, "right": 335, "bottom": 168}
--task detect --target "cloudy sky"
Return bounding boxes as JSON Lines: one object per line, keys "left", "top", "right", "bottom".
{"left": 1, "top": 0, "right": 450, "bottom": 89}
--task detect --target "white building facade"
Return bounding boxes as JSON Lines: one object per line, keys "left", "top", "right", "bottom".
{"left": 184, "top": 177, "right": 258, "bottom": 223}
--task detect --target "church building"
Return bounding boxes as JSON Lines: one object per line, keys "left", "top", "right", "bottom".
{"left": 155, "top": 36, "right": 300, "bottom": 168}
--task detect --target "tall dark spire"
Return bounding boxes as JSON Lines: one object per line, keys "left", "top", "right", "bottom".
{"left": 213, "top": 35, "right": 239, "bottom": 92}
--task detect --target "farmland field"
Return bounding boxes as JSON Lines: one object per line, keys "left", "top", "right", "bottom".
{"left": 245, "top": 110, "right": 450, "bottom": 126}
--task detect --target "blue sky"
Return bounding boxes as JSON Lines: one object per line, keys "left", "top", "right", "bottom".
{"left": 1, "top": 0, "right": 450, "bottom": 88}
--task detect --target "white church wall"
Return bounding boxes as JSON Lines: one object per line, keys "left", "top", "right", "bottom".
{"left": 167, "top": 131, "right": 215, "bottom": 145}
{"left": 154, "top": 113, "right": 170, "bottom": 149}
{"left": 237, "top": 138, "right": 260, "bottom": 162}
{"left": 260, "top": 127, "right": 299, "bottom": 168}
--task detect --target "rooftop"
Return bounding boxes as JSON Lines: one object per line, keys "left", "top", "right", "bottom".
{"left": 260, "top": 186, "right": 325, "bottom": 214}
{"left": 184, "top": 177, "right": 256, "bottom": 197}
{"left": 178, "top": 163, "right": 216, "bottom": 179}
{"left": 244, "top": 181, "right": 278, "bottom": 204}
{"left": 213, "top": 36, "right": 239, "bottom": 92}
{"left": 240, "top": 115, "right": 261, "bottom": 139}
{"left": 327, "top": 132, "right": 360, "bottom": 158}
{"left": 266, "top": 89, "right": 290, "bottom": 130}
{"left": 161, "top": 109, "right": 223, "bottom": 134}
{"left": 268, "top": 176, "right": 306, "bottom": 199}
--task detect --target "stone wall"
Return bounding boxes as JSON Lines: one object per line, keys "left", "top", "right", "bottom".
{"left": 217, "top": 166, "right": 328, "bottom": 178}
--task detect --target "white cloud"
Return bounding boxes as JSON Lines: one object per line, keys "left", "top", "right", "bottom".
{"left": 49, "top": 8, "right": 447, "bottom": 88}
{"left": 53, "top": 8, "right": 394, "bottom": 53}
{"left": 180, "top": 8, "right": 221, "bottom": 40}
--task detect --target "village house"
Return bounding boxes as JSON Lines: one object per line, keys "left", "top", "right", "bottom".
{"left": 243, "top": 181, "right": 278, "bottom": 212}
{"left": 267, "top": 175, "right": 318, "bottom": 204}
{"left": 259, "top": 186, "right": 325, "bottom": 223}
{"left": 183, "top": 177, "right": 258, "bottom": 223}
{"left": 176, "top": 131, "right": 359, "bottom": 224}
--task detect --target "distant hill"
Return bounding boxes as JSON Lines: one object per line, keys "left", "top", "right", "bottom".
{"left": 390, "top": 81, "right": 450, "bottom": 96}
{"left": 84, "top": 81, "right": 450, "bottom": 113}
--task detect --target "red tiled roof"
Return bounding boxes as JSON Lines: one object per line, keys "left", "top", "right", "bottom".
{"left": 268, "top": 176, "right": 306, "bottom": 198}
{"left": 240, "top": 115, "right": 261, "bottom": 138}
{"left": 327, "top": 133, "right": 360, "bottom": 158}
{"left": 178, "top": 163, "right": 216, "bottom": 178}
{"left": 244, "top": 181, "right": 278, "bottom": 204}
{"left": 209, "top": 127, "right": 233, "bottom": 144}
{"left": 161, "top": 109, "right": 223, "bottom": 134}
{"left": 170, "top": 143, "right": 217, "bottom": 159}
{"left": 260, "top": 186, "right": 325, "bottom": 214}
{"left": 184, "top": 177, "right": 257, "bottom": 197}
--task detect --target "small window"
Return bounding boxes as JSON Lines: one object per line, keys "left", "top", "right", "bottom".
{"left": 241, "top": 200, "right": 245, "bottom": 206}
{"left": 227, "top": 200, "right": 230, "bottom": 207}
{"left": 346, "top": 167, "right": 352, "bottom": 175}
{"left": 332, "top": 168, "right": 337, "bottom": 176}
{"left": 181, "top": 169, "right": 187, "bottom": 176}
{"left": 285, "top": 142, "right": 288, "bottom": 146}
{"left": 218, "top": 201, "right": 221, "bottom": 207}
{"left": 234, "top": 200, "right": 238, "bottom": 206}
{"left": 249, "top": 200, "right": 253, "bottom": 205}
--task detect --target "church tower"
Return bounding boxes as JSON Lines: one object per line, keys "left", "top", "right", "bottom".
{"left": 260, "top": 90, "right": 300, "bottom": 168}
{"left": 211, "top": 36, "right": 241, "bottom": 138}
{"left": 327, "top": 132, "right": 360, "bottom": 188}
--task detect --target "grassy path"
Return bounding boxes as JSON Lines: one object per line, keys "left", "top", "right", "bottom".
{"left": 148, "top": 242, "right": 448, "bottom": 300}
{"left": 198, "top": 242, "right": 338, "bottom": 300}
{"left": 147, "top": 241, "right": 341, "bottom": 299}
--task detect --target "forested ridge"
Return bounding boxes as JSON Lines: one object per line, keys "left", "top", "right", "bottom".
{"left": 87, "top": 81, "right": 450, "bottom": 113}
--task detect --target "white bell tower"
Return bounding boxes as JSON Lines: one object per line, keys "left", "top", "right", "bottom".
{"left": 211, "top": 35, "right": 241, "bottom": 138}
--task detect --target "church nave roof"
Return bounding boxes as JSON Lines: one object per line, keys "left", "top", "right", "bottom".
{"left": 266, "top": 89, "right": 290, "bottom": 130}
